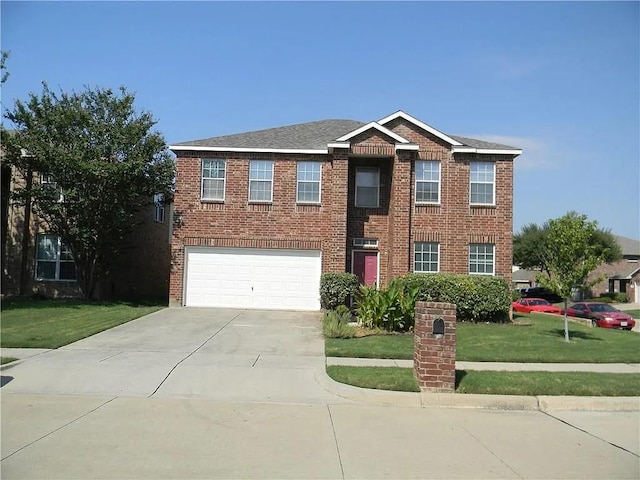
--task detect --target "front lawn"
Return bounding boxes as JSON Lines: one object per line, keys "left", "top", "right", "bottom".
{"left": 326, "top": 366, "right": 640, "bottom": 396}
{"left": 0, "top": 298, "right": 165, "bottom": 348}
{"left": 326, "top": 313, "right": 640, "bottom": 363}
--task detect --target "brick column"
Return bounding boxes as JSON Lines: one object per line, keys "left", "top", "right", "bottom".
{"left": 387, "top": 152, "right": 412, "bottom": 279}
{"left": 327, "top": 150, "right": 349, "bottom": 272}
{"left": 413, "top": 301, "right": 456, "bottom": 393}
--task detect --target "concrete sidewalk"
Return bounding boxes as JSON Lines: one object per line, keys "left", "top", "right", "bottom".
{"left": 2, "top": 393, "right": 638, "bottom": 479}
{"left": 327, "top": 357, "right": 640, "bottom": 373}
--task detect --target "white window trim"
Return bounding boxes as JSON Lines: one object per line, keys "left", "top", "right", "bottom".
{"left": 35, "top": 235, "right": 76, "bottom": 282}
{"left": 40, "top": 173, "right": 64, "bottom": 203}
{"left": 201, "top": 159, "right": 226, "bottom": 202}
{"left": 355, "top": 167, "right": 380, "bottom": 208}
{"left": 248, "top": 159, "right": 274, "bottom": 204}
{"left": 415, "top": 160, "right": 441, "bottom": 205}
{"left": 153, "top": 194, "right": 165, "bottom": 223}
{"left": 296, "top": 161, "right": 322, "bottom": 204}
{"left": 469, "top": 243, "right": 495, "bottom": 276}
{"left": 413, "top": 242, "right": 440, "bottom": 273}
{"left": 352, "top": 238, "right": 378, "bottom": 248}
{"left": 469, "top": 162, "right": 496, "bottom": 206}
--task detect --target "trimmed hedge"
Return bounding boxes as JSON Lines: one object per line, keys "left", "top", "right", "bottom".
{"left": 320, "top": 273, "right": 359, "bottom": 310}
{"left": 400, "top": 273, "right": 511, "bottom": 323}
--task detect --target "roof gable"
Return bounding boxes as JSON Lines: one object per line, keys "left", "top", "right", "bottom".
{"left": 377, "top": 110, "right": 463, "bottom": 146}
{"left": 169, "top": 111, "right": 522, "bottom": 156}
{"left": 335, "top": 121, "right": 410, "bottom": 144}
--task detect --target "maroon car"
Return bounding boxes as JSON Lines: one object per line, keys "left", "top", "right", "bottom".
{"left": 562, "top": 302, "right": 636, "bottom": 330}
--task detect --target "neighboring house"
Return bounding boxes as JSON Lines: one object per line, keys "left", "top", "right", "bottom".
{"left": 512, "top": 266, "right": 536, "bottom": 290}
{"left": 168, "top": 110, "right": 522, "bottom": 310}
{"left": 1, "top": 162, "right": 172, "bottom": 301}
{"left": 589, "top": 235, "right": 640, "bottom": 302}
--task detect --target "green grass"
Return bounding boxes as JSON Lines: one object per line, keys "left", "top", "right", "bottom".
{"left": 326, "top": 334, "right": 414, "bottom": 359}
{"left": 326, "top": 366, "right": 640, "bottom": 396}
{"left": 325, "top": 313, "right": 640, "bottom": 363}
{"left": 326, "top": 366, "right": 420, "bottom": 392}
{"left": 1, "top": 298, "right": 165, "bottom": 348}
{"left": 1, "top": 357, "right": 18, "bottom": 365}
{"left": 625, "top": 309, "right": 640, "bottom": 319}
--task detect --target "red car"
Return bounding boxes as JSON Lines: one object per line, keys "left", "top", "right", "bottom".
{"left": 562, "top": 302, "right": 636, "bottom": 330}
{"left": 512, "top": 298, "right": 562, "bottom": 314}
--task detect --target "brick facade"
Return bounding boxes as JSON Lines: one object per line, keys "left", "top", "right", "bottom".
{"left": 169, "top": 114, "right": 518, "bottom": 307}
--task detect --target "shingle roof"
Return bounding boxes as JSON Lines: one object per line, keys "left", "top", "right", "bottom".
{"left": 614, "top": 235, "right": 640, "bottom": 257}
{"left": 172, "top": 119, "right": 366, "bottom": 151}
{"left": 171, "top": 116, "right": 520, "bottom": 152}
{"left": 449, "top": 135, "right": 519, "bottom": 150}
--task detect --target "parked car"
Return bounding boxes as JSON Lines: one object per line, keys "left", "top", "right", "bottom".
{"left": 562, "top": 302, "right": 636, "bottom": 330}
{"left": 512, "top": 298, "right": 562, "bottom": 314}
{"left": 519, "top": 287, "right": 563, "bottom": 303}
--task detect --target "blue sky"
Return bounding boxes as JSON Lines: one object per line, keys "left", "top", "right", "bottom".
{"left": 2, "top": 1, "right": 639, "bottom": 240}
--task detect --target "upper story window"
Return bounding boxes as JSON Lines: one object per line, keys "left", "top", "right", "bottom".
{"left": 35, "top": 234, "right": 76, "bottom": 281}
{"left": 297, "top": 162, "right": 321, "bottom": 203}
{"left": 470, "top": 162, "right": 495, "bottom": 205}
{"left": 153, "top": 194, "right": 165, "bottom": 223}
{"left": 249, "top": 160, "right": 273, "bottom": 203}
{"left": 469, "top": 243, "right": 495, "bottom": 275}
{"left": 415, "top": 161, "right": 440, "bottom": 204}
{"left": 40, "top": 173, "right": 64, "bottom": 202}
{"left": 414, "top": 242, "right": 439, "bottom": 273}
{"left": 201, "top": 159, "right": 226, "bottom": 201}
{"left": 355, "top": 167, "right": 379, "bottom": 208}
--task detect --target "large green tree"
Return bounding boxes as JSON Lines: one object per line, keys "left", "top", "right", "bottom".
{"left": 536, "top": 212, "right": 609, "bottom": 342}
{"left": 4, "top": 84, "right": 175, "bottom": 299}
{"left": 513, "top": 218, "right": 621, "bottom": 274}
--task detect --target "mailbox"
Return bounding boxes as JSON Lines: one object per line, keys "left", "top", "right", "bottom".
{"left": 433, "top": 317, "right": 445, "bottom": 339}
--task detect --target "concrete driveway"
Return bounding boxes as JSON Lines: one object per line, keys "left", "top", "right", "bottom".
{"left": 0, "top": 308, "right": 348, "bottom": 404}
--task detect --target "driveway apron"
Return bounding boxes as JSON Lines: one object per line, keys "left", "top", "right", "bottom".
{"left": 0, "top": 308, "right": 348, "bottom": 404}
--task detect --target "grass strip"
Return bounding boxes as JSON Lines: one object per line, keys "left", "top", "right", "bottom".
{"left": 326, "top": 313, "right": 640, "bottom": 363}
{"left": 326, "top": 365, "right": 420, "bottom": 392}
{"left": 327, "top": 366, "right": 640, "bottom": 396}
{"left": 1, "top": 299, "right": 165, "bottom": 348}
{"left": 0, "top": 357, "right": 18, "bottom": 365}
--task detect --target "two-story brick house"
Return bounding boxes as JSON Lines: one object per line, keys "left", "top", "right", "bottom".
{"left": 1, "top": 162, "right": 172, "bottom": 301}
{"left": 169, "top": 111, "right": 521, "bottom": 310}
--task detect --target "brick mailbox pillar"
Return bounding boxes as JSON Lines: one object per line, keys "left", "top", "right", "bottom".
{"left": 414, "top": 301, "right": 456, "bottom": 393}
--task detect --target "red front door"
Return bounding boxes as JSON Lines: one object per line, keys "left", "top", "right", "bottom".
{"left": 353, "top": 251, "right": 378, "bottom": 286}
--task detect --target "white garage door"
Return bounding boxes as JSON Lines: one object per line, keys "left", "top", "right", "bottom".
{"left": 184, "top": 247, "right": 322, "bottom": 310}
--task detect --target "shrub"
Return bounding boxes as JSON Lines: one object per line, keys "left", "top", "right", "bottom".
{"left": 354, "top": 280, "right": 419, "bottom": 332}
{"left": 512, "top": 289, "right": 522, "bottom": 301}
{"left": 320, "top": 273, "right": 359, "bottom": 310}
{"left": 592, "top": 292, "right": 628, "bottom": 303}
{"left": 400, "top": 273, "right": 511, "bottom": 323}
{"left": 322, "top": 309, "right": 356, "bottom": 338}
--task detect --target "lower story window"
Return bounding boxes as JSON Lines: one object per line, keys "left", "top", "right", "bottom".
{"left": 35, "top": 235, "right": 76, "bottom": 281}
{"left": 414, "top": 242, "right": 439, "bottom": 273}
{"left": 153, "top": 194, "right": 165, "bottom": 223}
{"left": 469, "top": 243, "right": 494, "bottom": 275}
